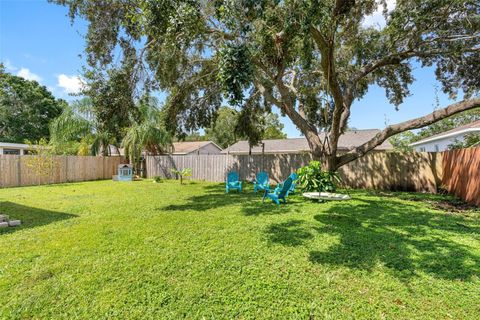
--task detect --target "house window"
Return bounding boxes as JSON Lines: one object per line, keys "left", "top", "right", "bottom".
{"left": 434, "top": 145, "right": 439, "bottom": 152}
{"left": 3, "top": 149, "right": 20, "bottom": 155}
{"left": 419, "top": 147, "right": 426, "bottom": 152}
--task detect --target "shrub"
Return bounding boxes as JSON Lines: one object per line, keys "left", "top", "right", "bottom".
{"left": 297, "top": 161, "right": 340, "bottom": 192}
{"left": 171, "top": 168, "right": 192, "bottom": 184}
{"left": 152, "top": 176, "right": 163, "bottom": 183}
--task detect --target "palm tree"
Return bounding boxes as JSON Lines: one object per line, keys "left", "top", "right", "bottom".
{"left": 122, "top": 98, "right": 172, "bottom": 171}
{"left": 50, "top": 97, "right": 172, "bottom": 174}
{"left": 50, "top": 98, "right": 117, "bottom": 156}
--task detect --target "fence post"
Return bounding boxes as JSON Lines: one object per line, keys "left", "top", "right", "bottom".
{"left": 16, "top": 156, "right": 21, "bottom": 186}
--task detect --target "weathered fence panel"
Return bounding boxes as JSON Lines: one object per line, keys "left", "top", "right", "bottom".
{"left": 441, "top": 148, "right": 480, "bottom": 206}
{"left": 146, "top": 152, "right": 442, "bottom": 193}
{"left": 338, "top": 152, "right": 442, "bottom": 193}
{"left": 0, "top": 155, "right": 123, "bottom": 188}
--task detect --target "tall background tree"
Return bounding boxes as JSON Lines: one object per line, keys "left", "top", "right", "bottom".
{"left": 51, "top": 0, "right": 480, "bottom": 170}
{"left": 204, "top": 106, "right": 286, "bottom": 148}
{"left": 0, "top": 64, "right": 64, "bottom": 143}
{"left": 49, "top": 97, "right": 115, "bottom": 156}
{"left": 50, "top": 96, "right": 172, "bottom": 159}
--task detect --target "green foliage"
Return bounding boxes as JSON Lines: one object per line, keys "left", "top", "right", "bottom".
{"left": 122, "top": 97, "right": 172, "bottom": 167}
{"left": 203, "top": 107, "right": 286, "bottom": 148}
{"left": 83, "top": 65, "right": 139, "bottom": 144}
{"left": 122, "top": 121, "right": 172, "bottom": 167}
{"left": 389, "top": 131, "right": 415, "bottom": 152}
{"left": 415, "top": 109, "right": 480, "bottom": 142}
{"left": 1, "top": 180, "right": 479, "bottom": 318}
{"left": 171, "top": 167, "right": 192, "bottom": 184}
{"left": 204, "top": 107, "right": 239, "bottom": 148}
{"left": 217, "top": 43, "right": 254, "bottom": 106}
{"left": 0, "top": 65, "right": 64, "bottom": 143}
{"left": 23, "top": 138, "right": 55, "bottom": 185}
{"left": 182, "top": 131, "right": 208, "bottom": 142}
{"left": 448, "top": 133, "right": 480, "bottom": 149}
{"left": 297, "top": 161, "right": 339, "bottom": 192}
{"left": 152, "top": 176, "right": 163, "bottom": 183}
{"left": 389, "top": 110, "right": 480, "bottom": 152}
{"left": 262, "top": 113, "right": 287, "bottom": 140}
{"left": 50, "top": 0, "right": 480, "bottom": 164}
{"left": 49, "top": 98, "right": 115, "bottom": 156}
{"left": 49, "top": 99, "right": 94, "bottom": 155}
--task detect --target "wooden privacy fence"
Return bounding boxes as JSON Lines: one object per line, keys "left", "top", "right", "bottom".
{"left": 146, "top": 152, "right": 442, "bottom": 193}
{"left": 441, "top": 148, "right": 480, "bottom": 206}
{"left": 0, "top": 155, "right": 123, "bottom": 188}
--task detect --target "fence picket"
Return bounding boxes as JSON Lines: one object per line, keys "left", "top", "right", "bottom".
{"left": 0, "top": 155, "right": 124, "bottom": 188}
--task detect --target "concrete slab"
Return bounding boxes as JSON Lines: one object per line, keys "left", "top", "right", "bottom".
{"left": 8, "top": 220, "right": 21, "bottom": 227}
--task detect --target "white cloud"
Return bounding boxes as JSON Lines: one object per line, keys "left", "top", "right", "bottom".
{"left": 4, "top": 59, "right": 17, "bottom": 71}
{"left": 363, "top": 0, "right": 396, "bottom": 29}
{"left": 57, "top": 74, "right": 85, "bottom": 94}
{"left": 17, "top": 68, "right": 42, "bottom": 82}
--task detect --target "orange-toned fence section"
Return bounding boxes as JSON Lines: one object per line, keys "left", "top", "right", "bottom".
{"left": 442, "top": 148, "right": 480, "bottom": 206}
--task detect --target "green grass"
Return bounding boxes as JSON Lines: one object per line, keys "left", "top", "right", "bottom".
{"left": 0, "top": 180, "right": 479, "bottom": 319}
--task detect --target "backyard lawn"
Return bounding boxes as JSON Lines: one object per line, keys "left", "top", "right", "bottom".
{"left": 0, "top": 180, "right": 479, "bottom": 319}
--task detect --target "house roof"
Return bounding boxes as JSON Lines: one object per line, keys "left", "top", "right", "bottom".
{"left": 410, "top": 120, "right": 480, "bottom": 146}
{"left": 222, "top": 129, "right": 392, "bottom": 154}
{"left": 172, "top": 141, "right": 221, "bottom": 154}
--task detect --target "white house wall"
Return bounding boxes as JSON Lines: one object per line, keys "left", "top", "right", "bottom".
{"left": 413, "top": 133, "right": 465, "bottom": 152}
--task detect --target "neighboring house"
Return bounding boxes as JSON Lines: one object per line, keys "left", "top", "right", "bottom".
{"left": 222, "top": 129, "right": 392, "bottom": 155}
{"left": 0, "top": 142, "right": 35, "bottom": 155}
{"left": 410, "top": 120, "right": 480, "bottom": 152}
{"left": 172, "top": 141, "right": 222, "bottom": 155}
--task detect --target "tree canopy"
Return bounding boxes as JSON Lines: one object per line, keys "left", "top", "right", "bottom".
{"left": 0, "top": 64, "right": 65, "bottom": 143}
{"left": 204, "top": 106, "right": 286, "bottom": 148}
{"left": 51, "top": 0, "right": 480, "bottom": 169}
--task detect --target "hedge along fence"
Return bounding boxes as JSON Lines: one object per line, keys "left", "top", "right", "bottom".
{"left": 442, "top": 147, "right": 480, "bottom": 206}
{"left": 146, "top": 151, "right": 443, "bottom": 193}
{"left": 0, "top": 155, "right": 124, "bottom": 188}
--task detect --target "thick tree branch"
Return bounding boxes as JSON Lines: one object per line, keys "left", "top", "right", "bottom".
{"left": 336, "top": 98, "right": 480, "bottom": 168}
{"left": 352, "top": 50, "right": 416, "bottom": 84}
{"left": 352, "top": 40, "right": 479, "bottom": 86}
{"left": 255, "top": 80, "right": 324, "bottom": 155}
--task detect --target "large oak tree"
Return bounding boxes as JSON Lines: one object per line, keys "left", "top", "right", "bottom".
{"left": 52, "top": 0, "right": 480, "bottom": 170}
{"left": 0, "top": 65, "right": 65, "bottom": 143}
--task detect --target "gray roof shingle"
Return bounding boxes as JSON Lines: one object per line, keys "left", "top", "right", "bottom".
{"left": 222, "top": 129, "right": 392, "bottom": 154}
{"left": 172, "top": 141, "right": 220, "bottom": 154}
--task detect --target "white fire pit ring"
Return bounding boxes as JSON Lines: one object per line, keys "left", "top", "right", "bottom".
{"left": 302, "top": 192, "right": 351, "bottom": 201}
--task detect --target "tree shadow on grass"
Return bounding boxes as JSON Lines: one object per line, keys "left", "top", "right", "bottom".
{"left": 159, "top": 183, "right": 293, "bottom": 216}
{"left": 0, "top": 201, "right": 77, "bottom": 235}
{"left": 307, "top": 199, "right": 480, "bottom": 281}
{"left": 265, "top": 220, "right": 314, "bottom": 246}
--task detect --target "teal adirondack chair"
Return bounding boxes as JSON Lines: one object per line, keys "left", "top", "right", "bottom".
{"left": 253, "top": 171, "right": 270, "bottom": 193}
{"left": 274, "top": 172, "right": 298, "bottom": 196}
{"left": 226, "top": 171, "right": 242, "bottom": 193}
{"left": 263, "top": 177, "right": 293, "bottom": 205}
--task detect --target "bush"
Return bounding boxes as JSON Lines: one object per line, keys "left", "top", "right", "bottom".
{"left": 152, "top": 176, "right": 163, "bottom": 183}
{"left": 296, "top": 161, "right": 340, "bottom": 192}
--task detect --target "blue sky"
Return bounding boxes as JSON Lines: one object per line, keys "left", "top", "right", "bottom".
{"left": 0, "top": 0, "right": 461, "bottom": 137}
